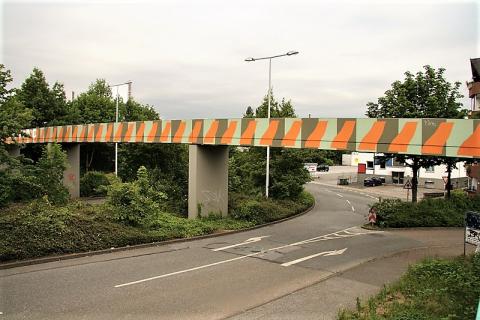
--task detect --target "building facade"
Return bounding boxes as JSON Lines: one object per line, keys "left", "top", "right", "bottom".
{"left": 345, "top": 152, "right": 468, "bottom": 190}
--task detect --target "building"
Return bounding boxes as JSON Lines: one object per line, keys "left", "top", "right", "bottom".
{"left": 346, "top": 152, "right": 468, "bottom": 189}
{"left": 467, "top": 58, "right": 480, "bottom": 118}
{"left": 466, "top": 58, "right": 480, "bottom": 195}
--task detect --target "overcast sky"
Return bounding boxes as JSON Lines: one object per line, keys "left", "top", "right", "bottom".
{"left": 2, "top": 0, "right": 478, "bottom": 119}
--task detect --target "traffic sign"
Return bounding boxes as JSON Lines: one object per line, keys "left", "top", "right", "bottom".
{"left": 403, "top": 179, "right": 412, "bottom": 189}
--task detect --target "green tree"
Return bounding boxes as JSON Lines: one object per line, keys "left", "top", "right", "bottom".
{"left": 231, "top": 92, "right": 311, "bottom": 199}
{"left": 250, "top": 90, "right": 297, "bottom": 118}
{"left": 36, "top": 143, "right": 69, "bottom": 204}
{"left": 16, "top": 68, "right": 68, "bottom": 126}
{"left": 0, "top": 65, "right": 32, "bottom": 142}
{"left": 366, "top": 65, "right": 466, "bottom": 202}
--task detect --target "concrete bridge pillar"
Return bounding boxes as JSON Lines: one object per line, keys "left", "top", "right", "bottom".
{"left": 188, "top": 145, "right": 228, "bottom": 219}
{"left": 6, "top": 145, "right": 21, "bottom": 157}
{"left": 62, "top": 144, "right": 80, "bottom": 198}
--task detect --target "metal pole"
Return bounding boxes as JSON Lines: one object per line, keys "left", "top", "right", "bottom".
{"left": 266, "top": 58, "right": 272, "bottom": 198}
{"left": 115, "top": 87, "right": 119, "bottom": 176}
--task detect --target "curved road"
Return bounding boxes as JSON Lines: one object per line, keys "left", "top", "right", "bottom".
{"left": 0, "top": 183, "right": 421, "bottom": 319}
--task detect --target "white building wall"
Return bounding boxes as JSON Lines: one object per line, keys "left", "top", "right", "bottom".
{"left": 355, "top": 152, "right": 468, "bottom": 189}
{"left": 344, "top": 152, "right": 373, "bottom": 166}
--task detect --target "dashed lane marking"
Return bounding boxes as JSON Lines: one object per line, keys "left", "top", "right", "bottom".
{"left": 345, "top": 199, "right": 355, "bottom": 212}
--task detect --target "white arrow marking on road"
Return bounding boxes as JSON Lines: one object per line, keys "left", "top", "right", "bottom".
{"left": 335, "top": 193, "right": 343, "bottom": 198}
{"left": 114, "top": 228, "right": 380, "bottom": 288}
{"left": 212, "top": 236, "right": 270, "bottom": 251}
{"left": 281, "top": 248, "right": 347, "bottom": 267}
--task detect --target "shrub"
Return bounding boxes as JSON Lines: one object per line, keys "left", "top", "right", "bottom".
{"left": 231, "top": 191, "right": 314, "bottom": 224}
{"left": 372, "top": 193, "right": 480, "bottom": 228}
{"left": 339, "top": 254, "right": 480, "bottom": 320}
{"left": 106, "top": 166, "right": 167, "bottom": 226}
{"left": 0, "top": 143, "right": 68, "bottom": 206}
{"left": 80, "top": 171, "right": 113, "bottom": 197}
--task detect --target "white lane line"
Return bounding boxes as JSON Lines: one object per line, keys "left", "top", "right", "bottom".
{"left": 281, "top": 248, "right": 347, "bottom": 267}
{"left": 335, "top": 193, "right": 343, "bottom": 198}
{"left": 345, "top": 200, "right": 355, "bottom": 212}
{"left": 212, "top": 236, "right": 270, "bottom": 251}
{"left": 114, "top": 227, "right": 374, "bottom": 288}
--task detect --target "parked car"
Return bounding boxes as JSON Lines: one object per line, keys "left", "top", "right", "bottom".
{"left": 363, "top": 178, "right": 376, "bottom": 187}
{"left": 371, "top": 177, "right": 383, "bottom": 186}
{"left": 317, "top": 164, "right": 330, "bottom": 172}
{"left": 364, "top": 177, "right": 383, "bottom": 187}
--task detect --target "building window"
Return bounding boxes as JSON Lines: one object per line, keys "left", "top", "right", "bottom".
{"left": 367, "top": 161, "right": 374, "bottom": 169}
{"left": 380, "top": 161, "right": 386, "bottom": 169}
{"left": 392, "top": 171, "right": 404, "bottom": 184}
{"left": 425, "top": 166, "right": 435, "bottom": 173}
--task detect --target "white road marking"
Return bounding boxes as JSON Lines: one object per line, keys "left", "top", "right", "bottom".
{"left": 345, "top": 200, "right": 355, "bottom": 212}
{"left": 281, "top": 248, "right": 347, "bottom": 267}
{"left": 212, "top": 236, "right": 270, "bottom": 251}
{"left": 335, "top": 193, "right": 343, "bottom": 198}
{"left": 114, "top": 227, "right": 381, "bottom": 288}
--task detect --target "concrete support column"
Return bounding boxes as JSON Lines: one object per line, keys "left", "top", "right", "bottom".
{"left": 188, "top": 145, "right": 228, "bottom": 219}
{"left": 6, "top": 145, "right": 21, "bottom": 157}
{"left": 63, "top": 144, "right": 80, "bottom": 198}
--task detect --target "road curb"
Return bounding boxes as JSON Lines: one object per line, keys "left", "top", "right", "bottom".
{"left": 0, "top": 198, "right": 316, "bottom": 270}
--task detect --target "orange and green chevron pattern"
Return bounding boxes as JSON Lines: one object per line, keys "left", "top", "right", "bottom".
{"left": 7, "top": 118, "right": 480, "bottom": 158}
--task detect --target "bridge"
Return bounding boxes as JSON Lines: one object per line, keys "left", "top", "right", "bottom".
{"left": 7, "top": 117, "right": 480, "bottom": 218}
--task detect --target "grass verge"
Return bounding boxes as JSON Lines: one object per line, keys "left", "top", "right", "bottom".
{"left": 0, "top": 191, "right": 313, "bottom": 262}
{"left": 338, "top": 254, "right": 480, "bottom": 320}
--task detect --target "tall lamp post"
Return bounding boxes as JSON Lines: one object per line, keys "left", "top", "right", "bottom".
{"left": 110, "top": 81, "right": 132, "bottom": 176}
{"left": 245, "top": 51, "right": 299, "bottom": 198}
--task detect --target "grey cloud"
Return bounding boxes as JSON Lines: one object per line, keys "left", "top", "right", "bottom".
{"left": 2, "top": 0, "right": 478, "bottom": 120}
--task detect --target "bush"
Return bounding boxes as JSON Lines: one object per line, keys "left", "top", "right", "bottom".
{"left": 0, "top": 197, "right": 158, "bottom": 261}
{"left": 80, "top": 171, "right": 114, "bottom": 197}
{"left": 371, "top": 193, "right": 480, "bottom": 228}
{"left": 231, "top": 191, "right": 314, "bottom": 224}
{"left": 0, "top": 143, "right": 69, "bottom": 206}
{"left": 338, "top": 254, "right": 480, "bottom": 320}
{"left": 106, "top": 166, "right": 167, "bottom": 226}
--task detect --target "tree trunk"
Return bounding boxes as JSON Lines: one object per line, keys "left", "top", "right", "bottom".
{"left": 446, "top": 162, "right": 452, "bottom": 199}
{"left": 411, "top": 158, "right": 419, "bottom": 203}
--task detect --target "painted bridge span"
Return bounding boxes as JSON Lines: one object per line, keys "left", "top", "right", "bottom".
{"left": 10, "top": 117, "right": 480, "bottom": 158}
{"left": 7, "top": 118, "right": 479, "bottom": 218}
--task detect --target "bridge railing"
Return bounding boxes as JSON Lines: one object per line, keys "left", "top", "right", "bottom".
{"left": 7, "top": 117, "right": 480, "bottom": 158}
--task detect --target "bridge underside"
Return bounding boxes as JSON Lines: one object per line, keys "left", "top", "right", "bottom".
{"left": 7, "top": 117, "right": 480, "bottom": 218}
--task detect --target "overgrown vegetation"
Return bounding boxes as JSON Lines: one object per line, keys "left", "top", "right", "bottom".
{"left": 0, "top": 187, "right": 313, "bottom": 262}
{"left": 338, "top": 254, "right": 480, "bottom": 320}
{"left": 370, "top": 191, "right": 480, "bottom": 228}
{"left": 80, "top": 171, "right": 117, "bottom": 197}
{"left": 230, "top": 191, "right": 314, "bottom": 224}
{"left": 0, "top": 143, "right": 69, "bottom": 207}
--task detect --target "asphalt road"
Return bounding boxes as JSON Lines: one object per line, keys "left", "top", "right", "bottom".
{"left": 0, "top": 183, "right": 421, "bottom": 320}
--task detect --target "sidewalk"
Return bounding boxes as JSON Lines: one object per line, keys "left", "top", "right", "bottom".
{"left": 228, "top": 228, "right": 477, "bottom": 320}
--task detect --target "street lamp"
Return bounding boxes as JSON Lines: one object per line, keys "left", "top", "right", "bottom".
{"left": 109, "top": 81, "right": 132, "bottom": 176}
{"left": 245, "top": 51, "right": 299, "bottom": 198}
